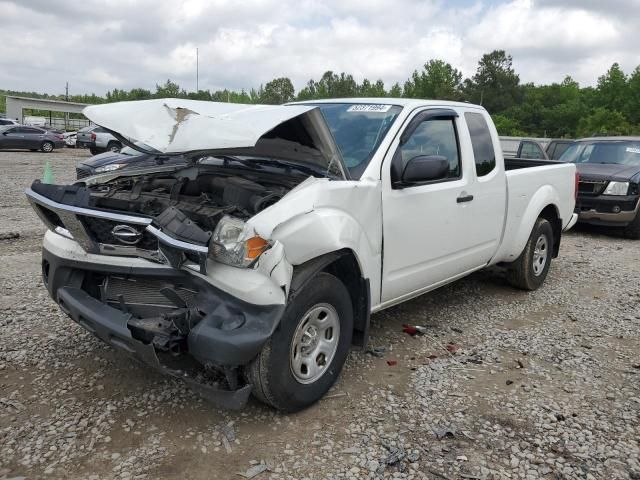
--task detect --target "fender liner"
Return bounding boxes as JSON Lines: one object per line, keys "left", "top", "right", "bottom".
{"left": 289, "top": 250, "right": 371, "bottom": 348}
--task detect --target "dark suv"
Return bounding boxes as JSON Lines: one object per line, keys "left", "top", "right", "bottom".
{"left": 561, "top": 137, "right": 640, "bottom": 238}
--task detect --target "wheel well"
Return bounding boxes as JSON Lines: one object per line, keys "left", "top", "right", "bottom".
{"left": 107, "top": 140, "right": 121, "bottom": 147}
{"left": 290, "top": 250, "right": 370, "bottom": 348}
{"left": 539, "top": 205, "right": 561, "bottom": 257}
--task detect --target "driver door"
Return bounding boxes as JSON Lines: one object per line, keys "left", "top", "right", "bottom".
{"left": 381, "top": 108, "right": 483, "bottom": 303}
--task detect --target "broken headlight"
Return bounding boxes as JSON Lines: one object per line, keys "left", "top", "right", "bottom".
{"left": 209, "top": 216, "right": 269, "bottom": 267}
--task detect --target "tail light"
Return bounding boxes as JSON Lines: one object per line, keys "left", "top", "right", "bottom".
{"left": 574, "top": 171, "right": 579, "bottom": 200}
{"left": 90, "top": 132, "right": 96, "bottom": 141}
{"left": 56, "top": 134, "right": 64, "bottom": 140}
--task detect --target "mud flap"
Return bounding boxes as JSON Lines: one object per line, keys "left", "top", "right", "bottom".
{"left": 56, "top": 287, "right": 252, "bottom": 410}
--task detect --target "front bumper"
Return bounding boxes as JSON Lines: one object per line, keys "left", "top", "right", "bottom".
{"left": 42, "top": 237, "right": 285, "bottom": 409}
{"left": 575, "top": 195, "right": 639, "bottom": 227}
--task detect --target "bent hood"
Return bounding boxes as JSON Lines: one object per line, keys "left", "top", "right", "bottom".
{"left": 83, "top": 99, "right": 347, "bottom": 179}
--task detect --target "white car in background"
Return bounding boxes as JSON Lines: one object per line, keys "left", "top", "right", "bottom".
{"left": 63, "top": 131, "right": 77, "bottom": 148}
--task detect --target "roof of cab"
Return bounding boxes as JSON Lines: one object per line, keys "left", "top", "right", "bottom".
{"left": 289, "top": 97, "right": 486, "bottom": 110}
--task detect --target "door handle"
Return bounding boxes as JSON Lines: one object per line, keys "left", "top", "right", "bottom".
{"left": 457, "top": 194, "right": 474, "bottom": 203}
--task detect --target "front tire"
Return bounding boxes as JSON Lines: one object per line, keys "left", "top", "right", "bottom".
{"left": 246, "top": 272, "right": 353, "bottom": 412}
{"left": 41, "top": 141, "right": 54, "bottom": 153}
{"left": 624, "top": 212, "right": 640, "bottom": 239}
{"left": 507, "top": 217, "right": 554, "bottom": 290}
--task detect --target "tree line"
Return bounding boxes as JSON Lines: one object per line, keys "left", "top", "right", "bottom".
{"left": 2, "top": 50, "right": 639, "bottom": 138}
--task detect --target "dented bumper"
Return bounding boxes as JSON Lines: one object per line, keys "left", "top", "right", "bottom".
{"left": 42, "top": 233, "right": 286, "bottom": 409}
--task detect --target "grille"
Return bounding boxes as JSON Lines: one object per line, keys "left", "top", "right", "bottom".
{"left": 76, "top": 167, "right": 92, "bottom": 179}
{"left": 81, "top": 216, "right": 158, "bottom": 251}
{"left": 104, "top": 276, "right": 198, "bottom": 307}
{"left": 578, "top": 179, "right": 608, "bottom": 196}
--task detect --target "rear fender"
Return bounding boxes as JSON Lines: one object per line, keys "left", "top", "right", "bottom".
{"left": 503, "top": 185, "right": 562, "bottom": 261}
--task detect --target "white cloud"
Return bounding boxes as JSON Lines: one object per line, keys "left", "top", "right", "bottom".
{"left": 0, "top": 0, "right": 638, "bottom": 96}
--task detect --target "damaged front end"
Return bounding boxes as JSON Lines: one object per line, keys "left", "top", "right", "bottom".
{"left": 29, "top": 175, "right": 290, "bottom": 408}
{"left": 24, "top": 100, "right": 350, "bottom": 408}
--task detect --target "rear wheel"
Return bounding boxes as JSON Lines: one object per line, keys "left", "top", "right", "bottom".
{"left": 89, "top": 147, "right": 99, "bottom": 155}
{"left": 624, "top": 212, "right": 640, "bottom": 239}
{"left": 40, "top": 141, "right": 54, "bottom": 153}
{"left": 246, "top": 272, "right": 353, "bottom": 411}
{"left": 507, "top": 217, "right": 554, "bottom": 290}
{"left": 106, "top": 141, "right": 121, "bottom": 153}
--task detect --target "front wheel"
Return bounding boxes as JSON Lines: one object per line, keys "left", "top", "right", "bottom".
{"left": 40, "top": 141, "right": 54, "bottom": 153}
{"left": 246, "top": 272, "right": 353, "bottom": 411}
{"left": 507, "top": 217, "right": 554, "bottom": 291}
{"left": 624, "top": 212, "right": 640, "bottom": 239}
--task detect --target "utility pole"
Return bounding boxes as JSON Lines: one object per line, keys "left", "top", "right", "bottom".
{"left": 196, "top": 48, "right": 199, "bottom": 92}
{"left": 64, "top": 81, "right": 69, "bottom": 131}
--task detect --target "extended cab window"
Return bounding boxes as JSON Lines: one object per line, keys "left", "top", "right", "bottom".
{"left": 398, "top": 119, "right": 460, "bottom": 179}
{"left": 465, "top": 112, "right": 496, "bottom": 176}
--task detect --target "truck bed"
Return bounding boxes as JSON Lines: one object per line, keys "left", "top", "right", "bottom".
{"left": 505, "top": 158, "right": 566, "bottom": 170}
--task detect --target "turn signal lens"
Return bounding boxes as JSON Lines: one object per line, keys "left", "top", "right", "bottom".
{"left": 245, "top": 236, "right": 269, "bottom": 260}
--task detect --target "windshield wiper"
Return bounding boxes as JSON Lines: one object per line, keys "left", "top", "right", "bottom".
{"left": 233, "top": 157, "right": 332, "bottom": 178}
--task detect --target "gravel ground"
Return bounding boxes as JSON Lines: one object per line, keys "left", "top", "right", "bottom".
{"left": 1, "top": 149, "right": 639, "bottom": 480}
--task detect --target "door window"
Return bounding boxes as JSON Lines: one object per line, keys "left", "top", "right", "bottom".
{"left": 465, "top": 112, "right": 496, "bottom": 176}
{"left": 395, "top": 118, "right": 461, "bottom": 183}
{"left": 520, "top": 141, "right": 544, "bottom": 159}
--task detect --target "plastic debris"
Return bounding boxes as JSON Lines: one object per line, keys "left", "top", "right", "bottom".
{"left": 237, "top": 464, "right": 268, "bottom": 478}
{"left": 386, "top": 360, "right": 398, "bottom": 366}
{"left": 366, "top": 346, "right": 386, "bottom": 357}
{"left": 402, "top": 324, "right": 429, "bottom": 336}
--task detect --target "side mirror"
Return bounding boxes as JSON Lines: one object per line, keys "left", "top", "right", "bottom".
{"left": 402, "top": 155, "right": 450, "bottom": 184}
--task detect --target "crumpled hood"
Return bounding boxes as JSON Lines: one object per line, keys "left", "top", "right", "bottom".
{"left": 576, "top": 163, "right": 640, "bottom": 182}
{"left": 83, "top": 99, "right": 347, "bottom": 179}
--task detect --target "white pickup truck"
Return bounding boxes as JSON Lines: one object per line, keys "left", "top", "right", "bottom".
{"left": 26, "top": 98, "right": 578, "bottom": 411}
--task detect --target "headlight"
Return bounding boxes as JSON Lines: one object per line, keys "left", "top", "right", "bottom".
{"left": 603, "top": 181, "right": 629, "bottom": 196}
{"left": 209, "top": 216, "right": 269, "bottom": 267}
{"left": 95, "top": 163, "right": 127, "bottom": 173}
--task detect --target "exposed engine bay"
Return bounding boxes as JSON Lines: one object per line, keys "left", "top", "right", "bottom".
{"left": 87, "top": 166, "right": 300, "bottom": 231}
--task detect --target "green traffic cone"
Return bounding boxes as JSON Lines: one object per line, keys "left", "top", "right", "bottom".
{"left": 42, "top": 159, "right": 55, "bottom": 184}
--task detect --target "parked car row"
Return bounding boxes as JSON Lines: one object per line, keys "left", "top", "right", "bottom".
{"left": 500, "top": 136, "right": 575, "bottom": 161}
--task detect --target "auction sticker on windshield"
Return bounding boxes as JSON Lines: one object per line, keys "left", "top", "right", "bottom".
{"left": 347, "top": 104, "right": 392, "bottom": 113}
{"left": 626, "top": 147, "right": 640, "bottom": 154}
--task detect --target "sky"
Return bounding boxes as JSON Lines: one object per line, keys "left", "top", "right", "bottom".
{"left": 1, "top": 0, "right": 639, "bottom": 96}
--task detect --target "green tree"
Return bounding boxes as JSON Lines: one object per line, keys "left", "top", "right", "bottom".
{"left": 297, "top": 71, "right": 359, "bottom": 100}
{"left": 388, "top": 82, "right": 403, "bottom": 97}
{"left": 154, "top": 79, "right": 185, "bottom": 98}
{"left": 403, "top": 59, "right": 462, "bottom": 100}
{"left": 462, "top": 50, "right": 523, "bottom": 113}
{"left": 358, "top": 79, "right": 387, "bottom": 97}
{"left": 596, "top": 63, "right": 628, "bottom": 112}
{"left": 625, "top": 66, "right": 640, "bottom": 125}
{"left": 261, "top": 77, "right": 295, "bottom": 104}
{"left": 577, "top": 108, "right": 632, "bottom": 137}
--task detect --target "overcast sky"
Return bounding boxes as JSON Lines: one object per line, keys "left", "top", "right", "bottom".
{"left": 1, "top": 0, "right": 639, "bottom": 96}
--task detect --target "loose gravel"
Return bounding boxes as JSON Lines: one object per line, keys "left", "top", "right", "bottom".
{"left": 0, "top": 149, "right": 638, "bottom": 479}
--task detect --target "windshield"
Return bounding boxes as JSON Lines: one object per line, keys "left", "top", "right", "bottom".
{"left": 560, "top": 140, "right": 640, "bottom": 166}
{"left": 309, "top": 103, "right": 402, "bottom": 178}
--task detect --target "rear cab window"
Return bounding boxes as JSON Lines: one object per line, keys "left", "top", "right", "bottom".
{"left": 465, "top": 112, "right": 496, "bottom": 176}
